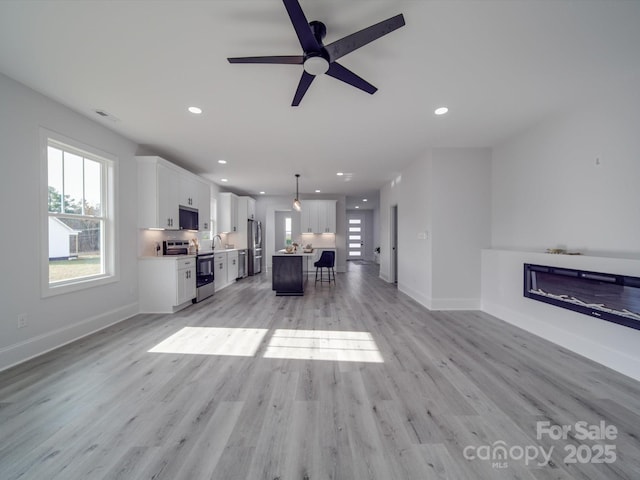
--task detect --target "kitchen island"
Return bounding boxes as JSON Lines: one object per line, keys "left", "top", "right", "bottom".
{"left": 272, "top": 251, "right": 315, "bottom": 296}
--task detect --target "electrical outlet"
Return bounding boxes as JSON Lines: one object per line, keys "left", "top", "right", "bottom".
{"left": 18, "top": 313, "right": 28, "bottom": 329}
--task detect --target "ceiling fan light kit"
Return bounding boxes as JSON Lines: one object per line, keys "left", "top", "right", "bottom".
{"left": 227, "top": 0, "right": 405, "bottom": 106}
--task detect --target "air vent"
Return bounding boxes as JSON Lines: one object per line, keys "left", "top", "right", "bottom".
{"left": 94, "top": 109, "right": 119, "bottom": 122}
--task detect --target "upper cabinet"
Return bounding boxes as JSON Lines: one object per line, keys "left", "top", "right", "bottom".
{"left": 238, "top": 197, "right": 256, "bottom": 220}
{"left": 217, "top": 192, "right": 239, "bottom": 233}
{"left": 197, "top": 180, "right": 211, "bottom": 231}
{"left": 300, "top": 200, "right": 337, "bottom": 233}
{"left": 138, "top": 157, "right": 178, "bottom": 229}
{"left": 179, "top": 174, "right": 199, "bottom": 209}
{"left": 137, "top": 156, "right": 212, "bottom": 230}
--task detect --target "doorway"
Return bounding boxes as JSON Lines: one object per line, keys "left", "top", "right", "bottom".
{"left": 391, "top": 205, "right": 398, "bottom": 284}
{"left": 347, "top": 213, "right": 366, "bottom": 260}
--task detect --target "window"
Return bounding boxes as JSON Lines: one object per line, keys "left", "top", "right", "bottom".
{"left": 285, "top": 217, "right": 292, "bottom": 246}
{"left": 42, "top": 131, "right": 116, "bottom": 295}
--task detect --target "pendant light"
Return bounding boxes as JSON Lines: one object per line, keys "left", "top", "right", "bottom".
{"left": 293, "top": 174, "right": 302, "bottom": 211}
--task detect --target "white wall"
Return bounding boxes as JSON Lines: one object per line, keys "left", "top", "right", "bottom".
{"left": 430, "top": 148, "right": 492, "bottom": 308}
{"left": 492, "top": 93, "right": 640, "bottom": 257}
{"left": 0, "top": 73, "right": 139, "bottom": 371}
{"left": 379, "top": 148, "right": 491, "bottom": 309}
{"left": 486, "top": 89, "right": 640, "bottom": 380}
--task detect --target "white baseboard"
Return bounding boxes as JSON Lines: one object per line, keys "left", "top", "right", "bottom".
{"left": 398, "top": 283, "right": 432, "bottom": 310}
{"left": 429, "top": 297, "right": 481, "bottom": 310}
{"left": 0, "top": 302, "right": 138, "bottom": 373}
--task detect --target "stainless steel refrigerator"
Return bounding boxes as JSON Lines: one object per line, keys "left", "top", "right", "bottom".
{"left": 248, "top": 219, "right": 262, "bottom": 275}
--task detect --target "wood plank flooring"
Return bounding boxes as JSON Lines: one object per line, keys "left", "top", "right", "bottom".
{"left": 1, "top": 261, "right": 639, "bottom": 479}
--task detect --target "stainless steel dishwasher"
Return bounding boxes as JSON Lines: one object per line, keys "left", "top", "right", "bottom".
{"left": 237, "top": 249, "right": 248, "bottom": 279}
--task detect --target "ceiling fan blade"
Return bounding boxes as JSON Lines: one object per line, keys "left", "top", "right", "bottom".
{"left": 325, "top": 62, "right": 377, "bottom": 95}
{"left": 283, "top": 0, "right": 321, "bottom": 52}
{"left": 324, "top": 13, "right": 405, "bottom": 62}
{"left": 228, "top": 55, "right": 304, "bottom": 64}
{"left": 292, "top": 71, "right": 315, "bottom": 106}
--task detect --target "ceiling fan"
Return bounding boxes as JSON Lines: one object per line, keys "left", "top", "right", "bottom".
{"left": 227, "top": 0, "right": 405, "bottom": 106}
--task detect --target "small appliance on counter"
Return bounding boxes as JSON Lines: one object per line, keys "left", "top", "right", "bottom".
{"left": 162, "top": 240, "right": 190, "bottom": 256}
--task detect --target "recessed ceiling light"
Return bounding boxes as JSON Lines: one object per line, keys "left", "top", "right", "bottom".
{"left": 188, "top": 106, "right": 203, "bottom": 114}
{"left": 336, "top": 172, "right": 344, "bottom": 176}
{"left": 218, "top": 159, "right": 227, "bottom": 164}
{"left": 221, "top": 178, "right": 228, "bottom": 182}
{"left": 434, "top": 106, "right": 449, "bottom": 115}
{"left": 362, "top": 198, "right": 368, "bottom": 202}
{"left": 355, "top": 205, "right": 360, "bottom": 209}
{"left": 315, "top": 189, "right": 321, "bottom": 193}
{"left": 259, "top": 191, "right": 265, "bottom": 195}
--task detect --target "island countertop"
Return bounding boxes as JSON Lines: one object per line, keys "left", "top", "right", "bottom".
{"left": 273, "top": 250, "right": 316, "bottom": 256}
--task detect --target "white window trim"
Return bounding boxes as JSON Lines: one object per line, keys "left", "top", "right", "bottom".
{"left": 40, "top": 128, "right": 119, "bottom": 297}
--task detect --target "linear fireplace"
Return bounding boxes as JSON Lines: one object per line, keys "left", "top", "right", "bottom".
{"left": 524, "top": 263, "right": 640, "bottom": 331}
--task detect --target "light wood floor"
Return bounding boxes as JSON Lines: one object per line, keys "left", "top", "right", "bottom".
{"left": 1, "top": 261, "right": 639, "bottom": 480}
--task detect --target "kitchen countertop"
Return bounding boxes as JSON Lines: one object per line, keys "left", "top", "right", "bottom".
{"left": 274, "top": 250, "right": 316, "bottom": 256}
{"left": 139, "top": 248, "right": 242, "bottom": 260}
{"left": 139, "top": 254, "right": 196, "bottom": 260}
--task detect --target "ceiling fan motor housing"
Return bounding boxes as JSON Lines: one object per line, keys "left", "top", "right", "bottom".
{"left": 309, "top": 20, "right": 327, "bottom": 43}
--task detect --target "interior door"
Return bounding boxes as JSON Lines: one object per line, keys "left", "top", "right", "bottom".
{"left": 347, "top": 213, "right": 365, "bottom": 260}
{"left": 391, "top": 205, "right": 398, "bottom": 284}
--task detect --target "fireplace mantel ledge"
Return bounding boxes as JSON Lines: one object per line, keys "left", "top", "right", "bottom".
{"left": 483, "top": 248, "right": 640, "bottom": 262}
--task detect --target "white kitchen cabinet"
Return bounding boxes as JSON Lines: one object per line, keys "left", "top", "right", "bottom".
{"left": 300, "top": 200, "right": 318, "bottom": 233}
{"left": 246, "top": 197, "right": 256, "bottom": 220}
{"left": 214, "top": 252, "right": 228, "bottom": 291}
{"left": 137, "top": 155, "right": 212, "bottom": 231}
{"left": 176, "top": 257, "right": 197, "bottom": 305}
{"left": 322, "top": 200, "right": 337, "bottom": 233}
{"left": 217, "top": 192, "right": 239, "bottom": 233}
{"left": 300, "top": 200, "right": 337, "bottom": 233}
{"left": 138, "top": 157, "right": 180, "bottom": 229}
{"left": 179, "top": 174, "right": 199, "bottom": 208}
{"left": 139, "top": 256, "right": 196, "bottom": 313}
{"left": 235, "top": 196, "right": 256, "bottom": 249}
{"left": 228, "top": 250, "right": 239, "bottom": 281}
{"left": 197, "top": 180, "right": 211, "bottom": 231}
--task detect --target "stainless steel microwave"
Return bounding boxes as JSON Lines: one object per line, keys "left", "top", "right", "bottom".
{"left": 179, "top": 206, "right": 199, "bottom": 230}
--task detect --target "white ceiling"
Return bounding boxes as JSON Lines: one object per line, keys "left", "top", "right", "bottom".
{"left": 1, "top": 1, "right": 639, "bottom": 203}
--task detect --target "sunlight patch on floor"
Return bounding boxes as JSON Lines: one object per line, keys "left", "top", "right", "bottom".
{"left": 148, "top": 327, "right": 268, "bottom": 357}
{"left": 263, "top": 329, "right": 384, "bottom": 363}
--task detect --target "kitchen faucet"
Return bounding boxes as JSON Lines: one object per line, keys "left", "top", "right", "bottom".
{"left": 212, "top": 234, "right": 222, "bottom": 250}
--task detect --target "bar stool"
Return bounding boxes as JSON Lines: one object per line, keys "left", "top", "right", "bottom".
{"left": 314, "top": 250, "right": 336, "bottom": 285}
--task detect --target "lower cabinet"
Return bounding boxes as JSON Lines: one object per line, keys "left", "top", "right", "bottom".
{"left": 272, "top": 255, "right": 304, "bottom": 296}
{"left": 214, "top": 250, "right": 241, "bottom": 291}
{"left": 176, "top": 259, "right": 196, "bottom": 305}
{"left": 139, "top": 257, "right": 196, "bottom": 313}
{"left": 228, "top": 250, "right": 239, "bottom": 281}
{"left": 214, "top": 252, "right": 228, "bottom": 291}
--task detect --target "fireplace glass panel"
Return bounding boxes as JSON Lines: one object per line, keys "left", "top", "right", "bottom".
{"left": 524, "top": 264, "right": 640, "bottom": 331}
